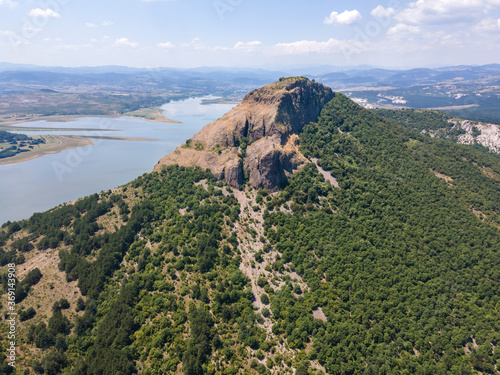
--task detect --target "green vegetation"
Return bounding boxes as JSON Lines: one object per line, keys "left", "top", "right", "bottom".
{"left": 274, "top": 93, "right": 500, "bottom": 373}
{"left": 374, "top": 108, "right": 471, "bottom": 142}
{"left": 0, "top": 130, "right": 46, "bottom": 159}
{"left": 0, "top": 166, "right": 264, "bottom": 374}
{"left": 446, "top": 96, "right": 500, "bottom": 125}
{"left": 374, "top": 108, "right": 454, "bottom": 132}
{"left": 1, "top": 92, "right": 500, "bottom": 374}
{"left": 374, "top": 108, "right": 499, "bottom": 154}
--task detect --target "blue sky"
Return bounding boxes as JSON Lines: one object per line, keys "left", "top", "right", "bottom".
{"left": 1, "top": 0, "right": 500, "bottom": 68}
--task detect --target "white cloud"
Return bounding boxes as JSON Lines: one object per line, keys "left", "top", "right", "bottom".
{"left": 475, "top": 17, "right": 500, "bottom": 31}
{"left": 28, "top": 8, "right": 61, "bottom": 18}
{"left": 234, "top": 41, "right": 262, "bottom": 51}
{"left": 324, "top": 10, "right": 362, "bottom": 25}
{"left": 396, "top": 0, "right": 484, "bottom": 24}
{"left": 0, "top": 0, "right": 17, "bottom": 8}
{"left": 101, "top": 21, "right": 113, "bottom": 26}
{"left": 371, "top": 5, "right": 396, "bottom": 19}
{"left": 115, "top": 38, "right": 139, "bottom": 48}
{"left": 387, "top": 23, "right": 421, "bottom": 37}
{"left": 274, "top": 38, "right": 351, "bottom": 54}
{"left": 86, "top": 23, "right": 98, "bottom": 28}
{"left": 484, "top": 0, "right": 500, "bottom": 7}
{"left": 158, "top": 42, "right": 174, "bottom": 48}
{"left": 0, "top": 29, "right": 14, "bottom": 36}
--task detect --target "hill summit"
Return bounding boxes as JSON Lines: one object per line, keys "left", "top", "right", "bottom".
{"left": 156, "top": 77, "right": 334, "bottom": 190}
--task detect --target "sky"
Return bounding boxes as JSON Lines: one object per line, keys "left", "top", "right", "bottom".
{"left": 1, "top": 0, "right": 500, "bottom": 69}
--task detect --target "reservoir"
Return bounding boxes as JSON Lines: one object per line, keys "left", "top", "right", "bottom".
{"left": 0, "top": 97, "right": 236, "bottom": 225}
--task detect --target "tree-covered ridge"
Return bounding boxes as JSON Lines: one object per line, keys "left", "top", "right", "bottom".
{"left": 373, "top": 108, "right": 500, "bottom": 155}
{"left": 262, "top": 94, "right": 500, "bottom": 373}
{"left": 373, "top": 108, "right": 455, "bottom": 133}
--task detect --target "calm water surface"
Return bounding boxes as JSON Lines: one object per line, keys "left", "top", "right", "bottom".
{"left": 0, "top": 97, "right": 236, "bottom": 225}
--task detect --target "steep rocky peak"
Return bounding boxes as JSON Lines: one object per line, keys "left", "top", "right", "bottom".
{"left": 156, "top": 77, "right": 335, "bottom": 191}
{"left": 191, "top": 77, "right": 334, "bottom": 148}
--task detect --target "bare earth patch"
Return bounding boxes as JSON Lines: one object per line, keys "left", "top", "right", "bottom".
{"left": 312, "top": 307, "right": 327, "bottom": 322}
{"left": 4, "top": 248, "right": 84, "bottom": 329}
{"left": 430, "top": 169, "right": 453, "bottom": 185}
{"left": 471, "top": 208, "right": 487, "bottom": 222}
{"left": 312, "top": 158, "right": 340, "bottom": 188}
{"left": 482, "top": 166, "right": 500, "bottom": 181}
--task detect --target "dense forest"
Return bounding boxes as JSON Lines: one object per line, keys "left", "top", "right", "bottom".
{"left": 373, "top": 109, "right": 455, "bottom": 133}
{"left": 1, "top": 91, "right": 500, "bottom": 374}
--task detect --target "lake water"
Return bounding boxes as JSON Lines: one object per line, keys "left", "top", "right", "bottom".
{"left": 0, "top": 97, "right": 236, "bottom": 225}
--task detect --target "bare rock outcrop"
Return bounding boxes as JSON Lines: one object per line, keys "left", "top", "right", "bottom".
{"left": 155, "top": 77, "right": 334, "bottom": 190}
{"left": 456, "top": 120, "right": 500, "bottom": 153}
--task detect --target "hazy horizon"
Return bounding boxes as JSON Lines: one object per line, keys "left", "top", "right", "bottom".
{"left": 1, "top": 61, "right": 499, "bottom": 73}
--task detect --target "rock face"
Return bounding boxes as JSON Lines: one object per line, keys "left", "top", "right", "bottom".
{"left": 455, "top": 120, "right": 500, "bottom": 153}
{"left": 155, "top": 77, "right": 335, "bottom": 190}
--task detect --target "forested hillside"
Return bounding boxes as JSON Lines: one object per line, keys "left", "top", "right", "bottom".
{"left": 0, "top": 82, "right": 499, "bottom": 374}
{"left": 374, "top": 108, "right": 500, "bottom": 154}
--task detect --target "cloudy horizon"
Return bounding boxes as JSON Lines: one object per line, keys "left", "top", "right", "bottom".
{"left": 0, "top": 0, "right": 499, "bottom": 69}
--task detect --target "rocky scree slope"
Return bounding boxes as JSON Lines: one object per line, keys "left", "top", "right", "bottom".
{"left": 155, "top": 77, "right": 334, "bottom": 191}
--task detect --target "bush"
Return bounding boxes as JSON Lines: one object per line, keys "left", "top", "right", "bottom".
{"left": 20, "top": 307, "right": 36, "bottom": 322}
{"left": 59, "top": 299, "right": 70, "bottom": 310}
{"left": 23, "top": 268, "right": 42, "bottom": 287}
{"left": 255, "top": 349, "right": 264, "bottom": 359}
{"left": 260, "top": 294, "right": 269, "bottom": 305}
{"left": 75, "top": 297, "right": 85, "bottom": 312}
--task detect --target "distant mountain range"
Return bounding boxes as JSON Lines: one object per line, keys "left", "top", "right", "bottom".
{"left": 1, "top": 62, "right": 500, "bottom": 87}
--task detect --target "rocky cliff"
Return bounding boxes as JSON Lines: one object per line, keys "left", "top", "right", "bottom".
{"left": 455, "top": 119, "right": 500, "bottom": 153}
{"left": 155, "top": 77, "right": 335, "bottom": 190}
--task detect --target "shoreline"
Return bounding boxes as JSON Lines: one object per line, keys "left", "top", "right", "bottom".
{"left": 0, "top": 114, "right": 116, "bottom": 127}
{"left": 0, "top": 109, "right": 170, "bottom": 166}
{"left": 0, "top": 110, "right": 182, "bottom": 128}
{"left": 0, "top": 134, "right": 159, "bottom": 166}
{"left": 78, "top": 135, "right": 159, "bottom": 142}
{"left": 0, "top": 135, "right": 94, "bottom": 166}
{"left": 122, "top": 107, "right": 182, "bottom": 123}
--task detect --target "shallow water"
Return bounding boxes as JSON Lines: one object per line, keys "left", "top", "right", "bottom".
{"left": 0, "top": 96, "right": 236, "bottom": 225}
